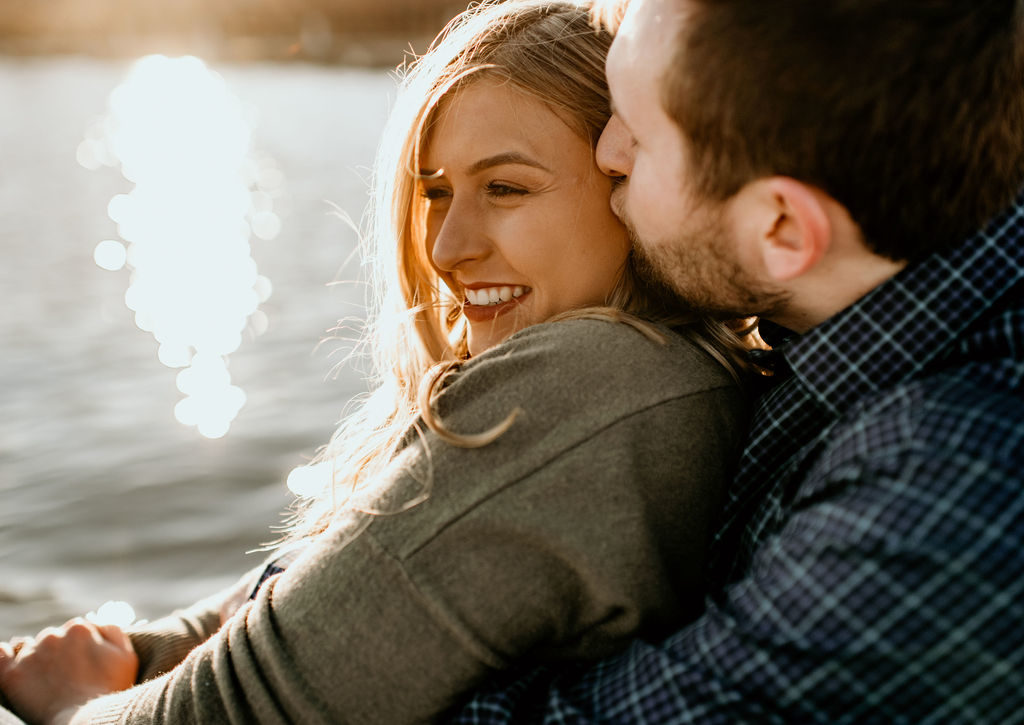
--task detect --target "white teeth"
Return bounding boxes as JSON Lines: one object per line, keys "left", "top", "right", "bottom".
{"left": 466, "top": 286, "right": 528, "bottom": 306}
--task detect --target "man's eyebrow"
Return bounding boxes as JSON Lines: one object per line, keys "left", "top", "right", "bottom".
{"left": 419, "top": 152, "right": 550, "bottom": 177}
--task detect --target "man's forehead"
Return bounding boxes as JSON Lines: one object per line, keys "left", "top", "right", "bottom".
{"left": 608, "top": 0, "right": 681, "bottom": 88}
{"left": 627, "top": 0, "right": 684, "bottom": 36}
{"left": 612, "top": 1, "right": 680, "bottom": 66}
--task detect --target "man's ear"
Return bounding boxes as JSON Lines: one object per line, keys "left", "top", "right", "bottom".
{"left": 755, "top": 177, "right": 832, "bottom": 282}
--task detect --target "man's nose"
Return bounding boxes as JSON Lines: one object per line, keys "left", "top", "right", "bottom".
{"left": 596, "top": 114, "right": 633, "bottom": 180}
{"left": 429, "top": 198, "right": 489, "bottom": 273}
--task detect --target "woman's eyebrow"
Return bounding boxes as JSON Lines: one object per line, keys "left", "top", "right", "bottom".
{"left": 419, "top": 152, "right": 551, "bottom": 177}
{"left": 468, "top": 152, "right": 550, "bottom": 174}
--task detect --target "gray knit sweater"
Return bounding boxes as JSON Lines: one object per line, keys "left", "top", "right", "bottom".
{"left": 78, "top": 318, "right": 746, "bottom": 724}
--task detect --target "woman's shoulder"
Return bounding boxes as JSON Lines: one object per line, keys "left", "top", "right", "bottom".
{"left": 363, "top": 316, "right": 749, "bottom": 568}
{"left": 430, "top": 317, "right": 740, "bottom": 439}
{"left": 461, "top": 317, "right": 736, "bottom": 397}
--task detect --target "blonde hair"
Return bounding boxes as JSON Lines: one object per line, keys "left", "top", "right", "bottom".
{"left": 282, "top": 0, "right": 760, "bottom": 542}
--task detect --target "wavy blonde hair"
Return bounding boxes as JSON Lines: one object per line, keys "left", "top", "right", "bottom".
{"left": 281, "top": 0, "right": 760, "bottom": 542}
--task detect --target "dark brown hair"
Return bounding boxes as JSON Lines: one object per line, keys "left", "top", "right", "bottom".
{"left": 662, "top": 0, "right": 1024, "bottom": 262}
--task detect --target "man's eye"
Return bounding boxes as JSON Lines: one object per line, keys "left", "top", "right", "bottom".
{"left": 486, "top": 182, "right": 528, "bottom": 197}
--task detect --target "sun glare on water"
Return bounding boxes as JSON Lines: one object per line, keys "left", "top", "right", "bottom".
{"left": 79, "top": 55, "right": 283, "bottom": 439}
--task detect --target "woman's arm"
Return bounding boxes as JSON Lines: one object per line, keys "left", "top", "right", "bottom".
{"left": 125, "top": 562, "right": 267, "bottom": 682}
{"left": 0, "top": 566, "right": 271, "bottom": 722}
{"left": 7, "top": 320, "right": 748, "bottom": 724}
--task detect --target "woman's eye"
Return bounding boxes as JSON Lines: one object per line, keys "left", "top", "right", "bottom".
{"left": 486, "top": 182, "right": 528, "bottom": 198}
{"left": 421, "top": 187, "right": 451, "bottom": 201}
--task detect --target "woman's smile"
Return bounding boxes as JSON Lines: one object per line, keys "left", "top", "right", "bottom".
{"left": 460, "top": 285, "right": 532, "bottom": 323}
{"left": 464, "top": 285, "right": 529, "bottom": 307}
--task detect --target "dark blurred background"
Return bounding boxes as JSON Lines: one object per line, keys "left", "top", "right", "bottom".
{"left": 0, "top": 0, "right": 471, "bottom": 65}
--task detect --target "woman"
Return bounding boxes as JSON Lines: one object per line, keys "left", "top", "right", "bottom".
{"left": 0, "top": 1, "right": 753, "bottom": 722}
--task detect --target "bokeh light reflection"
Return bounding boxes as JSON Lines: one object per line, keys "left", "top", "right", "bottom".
{"left": 286, "top": 460, "right": 333, "bottom": 499}
{"left": 93, "top": 240, "right": 127, "bottom": 271}
{"left": 86, "top": 600, "right": 139, "bottom": 628}
{"left": 81, "top": 55, "right": 285, "bottom": 439}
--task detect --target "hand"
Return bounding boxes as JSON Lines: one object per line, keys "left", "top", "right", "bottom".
{"left": 0, "top": 618, "right": 138, "bottom": 724}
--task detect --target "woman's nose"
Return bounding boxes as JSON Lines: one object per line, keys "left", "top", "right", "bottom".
{"left": 428, "top": 197, "right": 489, "bottom": 273}
{"left": 596, "top": 114, "right": 633, "bottom": 180}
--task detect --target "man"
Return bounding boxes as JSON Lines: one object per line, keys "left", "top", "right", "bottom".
{"left": 451, "top": 0, "right": 1024, "bottom": 721}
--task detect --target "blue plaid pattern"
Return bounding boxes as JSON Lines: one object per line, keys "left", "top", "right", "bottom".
{"left": 449, "top": 194, "right": 1024, "bottom": 723}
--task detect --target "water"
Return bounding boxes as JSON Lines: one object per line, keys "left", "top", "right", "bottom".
{"left": 0, "top": 56, "right": 394, "bottom": 637}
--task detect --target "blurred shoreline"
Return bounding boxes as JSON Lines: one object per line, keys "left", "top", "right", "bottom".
{"left": 0, "top": 32, "right": 436, "bottom": 68}
{"left": 0, "top": 0, "right": 470, "bottom": 67}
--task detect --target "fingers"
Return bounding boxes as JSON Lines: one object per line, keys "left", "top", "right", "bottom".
{"left": 95, "top": 624, "right": 134, "bottom": 654}
{"left": 2, "top": 619, "right": 135, "bottom": 676}
{"left": 0, "top": 637, "right": 31, "bottom": 669}
{"left": 37, "top": 620, "right": 96, "bottom": 650}
{"left": 6, "top": 619, "right": 133, "bottom": 662}
{"left": 26, "top": 620, "right": 111, "bottom": 662}
{"left": 34, "top": 626, "right": 63, "bottom": 642}
{"left": 61, "top": 617, "right": 130, "bottom": 647}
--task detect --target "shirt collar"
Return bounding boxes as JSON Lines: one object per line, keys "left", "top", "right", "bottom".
{"left": 772, "top": 191, "right": 1024, "bottom": 417}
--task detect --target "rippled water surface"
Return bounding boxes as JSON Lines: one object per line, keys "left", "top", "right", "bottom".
{"left": 0, "top": 56, "right": 393, "bottom": 636}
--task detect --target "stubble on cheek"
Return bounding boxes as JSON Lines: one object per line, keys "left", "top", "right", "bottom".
{"left": 608, "top": 179, "right": 746, "bottom": 315}
{"left": 610, "top": 192, "right": 696, "bottom": 313}
{"left": 629, "top": 240, "right": 690, "bottom": 303}
{"left": 607, "top": 181, "right": 684, "bottom": 295}
{"left": 616, "top": 195, "right": 790, "bottom": 319}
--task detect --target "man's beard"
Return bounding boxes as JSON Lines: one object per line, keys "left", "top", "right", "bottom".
{"left": 615, "top": 190, "right": 790, "bottom": 320}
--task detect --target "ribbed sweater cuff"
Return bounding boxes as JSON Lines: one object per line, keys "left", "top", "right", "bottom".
{"left": 128, "top": 626, "right": 206, "bottom": 683}
{"left": 72, "top": 688, "right": 144, "bottom": 725}
{"left": 77, "top": 670, "right": 177, "bottom": 725}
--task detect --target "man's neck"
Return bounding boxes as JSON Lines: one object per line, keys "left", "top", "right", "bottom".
{"left": 768, "top": 248, "right": 908, "bottom": 334}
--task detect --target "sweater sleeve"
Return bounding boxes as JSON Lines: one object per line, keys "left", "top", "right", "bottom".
{"left": 75, "top": 319, "right": 746, "bottom": 725}
{"left": 125, "top": 563, "right": 268, "bottom": 682}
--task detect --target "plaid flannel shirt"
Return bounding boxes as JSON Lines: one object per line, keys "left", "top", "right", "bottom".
{"left": 449, "top": 194, "right": 1024, "bottom": 724}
